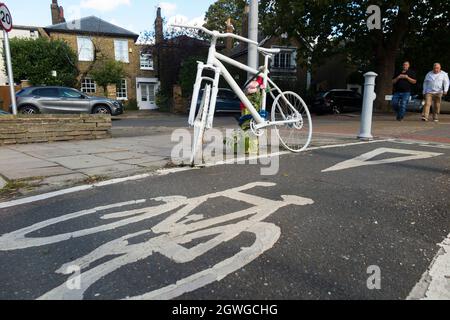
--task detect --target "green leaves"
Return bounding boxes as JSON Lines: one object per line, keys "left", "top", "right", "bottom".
{"left": 8, "top": 37, "right": 78, "bottom": 87}
{"left": 204, "top": 0, "right": 247, "bottom": 33}
{"left": 90, "top": 59, "right": 125, "bottom": 94}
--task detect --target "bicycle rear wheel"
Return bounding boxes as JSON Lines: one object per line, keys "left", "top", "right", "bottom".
{"left": 271, "top": 91, "right": 313, "bottom": 152}
{"left": 190, "top": 84, "right": 212, "bottom": 166}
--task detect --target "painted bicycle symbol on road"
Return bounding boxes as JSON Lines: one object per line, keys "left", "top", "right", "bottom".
{"left": 0, "top": 182, "right": 314, "bottom": 300}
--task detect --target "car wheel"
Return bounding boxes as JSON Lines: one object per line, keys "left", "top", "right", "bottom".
{"left": 93, "top": 105, "right": 111, "bottom": 115}
{"left": 332, "top": 105, "right": 342, "bottom": 115}
{"left": 19, "top": 105, "right": 39, "bottom": 115}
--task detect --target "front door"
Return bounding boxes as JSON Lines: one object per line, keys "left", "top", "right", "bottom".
{"left": 137, "top": 82, "right": 158, "bottom": 110}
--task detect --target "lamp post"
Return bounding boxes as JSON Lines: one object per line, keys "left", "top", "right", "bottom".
{"left": 247, "top": 0, "right": 259, "bottom": 80}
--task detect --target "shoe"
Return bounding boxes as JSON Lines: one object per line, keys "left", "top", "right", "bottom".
{"left": 433, "top": 119, "right": 439, "bottom": 123}
{"left": 422, "top": 117, "right": 429, "bottom": 122}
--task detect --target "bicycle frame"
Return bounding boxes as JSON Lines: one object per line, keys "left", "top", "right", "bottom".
{"left": 189, "top": 35, "right": 301, "bottom": 131}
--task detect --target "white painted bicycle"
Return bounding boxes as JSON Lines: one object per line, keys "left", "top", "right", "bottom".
{"left": 172, "top": 25, "right": 313, "bottom": 166}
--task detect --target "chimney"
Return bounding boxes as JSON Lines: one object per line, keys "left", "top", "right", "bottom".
{"left": 225, "top": 18, "right": 234, "bottom": 54}
{"left": 51, "top": 0, "right": 66, "bottom": 25}
{"left": 241, "top": 4, "right": 249, "bottom": 39}
{"left": 155, "top": 7, "right": 164, "bottom": 45}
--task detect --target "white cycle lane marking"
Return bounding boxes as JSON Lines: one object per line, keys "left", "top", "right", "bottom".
{"left": 408, "top": 233, "right": 450, "bottom": 300}
{"left": 322, "top": 148, "right": 443, "bottom": 173}
{"left": 0, "top": 182, "right": 314, "bottom": 300}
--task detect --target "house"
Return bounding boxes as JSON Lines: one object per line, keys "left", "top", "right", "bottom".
{"left": 40, "top": 0, "right": 160, "bottom": 110}
{"left": 226, "top": 6, "right": 309, "bottom": 95}
{"left": 152, "top": 7, "right": 213, "bottom": 94}
{"left": 0, "top": 25, "right": 41, "bottom": 85}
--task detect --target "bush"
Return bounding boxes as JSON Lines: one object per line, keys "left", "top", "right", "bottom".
{"left": 91, "top": 60, "right": 126, "bottom": 96}
{"left": 156, "top": 90, "right": 170, "bottom": 112}
{"left": 125, "top": 99, "right": 138, "bottom": 111}
{"left": 9, "top": 37, "right": 78, "bottom": 87}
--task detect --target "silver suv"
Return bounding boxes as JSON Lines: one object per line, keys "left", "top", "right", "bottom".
{"left": 13, "top": 86, "right": 124, "bottom": 116}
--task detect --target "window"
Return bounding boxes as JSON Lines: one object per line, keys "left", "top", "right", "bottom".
{"left": 116, "top": 79, "right": 128, "bottom": 100}
{"left": 272, "top": 47, "right": 297, "bottom": 70}
{"left": 59, "top": 88, "right": 84, "bottom": 99}
{"left": 81, "top": 78, "right": 96, "bottom": 94}
{"left": 114, "top": 39, "right": 129, "bottom": 63}
{"left": 77, "top": 37, "right": 94, "bottom": 62}
{"left": 140, "top": 53, "right": 153, "bottom": 70}
{"left": 218, "top": 90, "right": 237, "bottom": 100}
{"left": 32, "top": 88, "right": 59, "bottom": 97}
{"left": 141, "top": 83, "right": 155, "bottom": 102}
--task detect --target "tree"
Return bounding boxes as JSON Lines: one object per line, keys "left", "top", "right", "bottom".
{"left": 90, "top": 60, "right": 125, "bottom": 96}
{"left": 8, "top": 37, "right": 78, "bottom": 87}
{"left": 204, "top": 0, "right": 247, "bottom": 33}
{"left": 261, "top": 0, "right": 450, "bottom": 111}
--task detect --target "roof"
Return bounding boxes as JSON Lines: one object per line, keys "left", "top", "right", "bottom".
{"left": 13, "top": 25, "right": 40, "bottom": 31}
{"left": 44, "top": 16, "right": 139, "bottom": 40}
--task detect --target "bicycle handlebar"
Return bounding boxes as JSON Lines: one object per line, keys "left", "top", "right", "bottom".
{"left": 170, "top": 24, "right": 259, "bottom": 46}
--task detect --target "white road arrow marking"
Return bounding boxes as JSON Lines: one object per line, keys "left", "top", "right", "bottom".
{"left": 322, "top": 148, "right": 443, "bottom": 173}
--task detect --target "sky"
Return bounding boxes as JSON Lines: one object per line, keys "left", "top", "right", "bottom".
{"left": 4, "top": 0, "right": 215, "bottom": 35}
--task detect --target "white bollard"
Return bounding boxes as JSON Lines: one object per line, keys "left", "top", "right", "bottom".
{"left": 358, "top": 72, "right": 378, "bottom": 141}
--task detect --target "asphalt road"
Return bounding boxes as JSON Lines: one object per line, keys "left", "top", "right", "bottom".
{"left": 0, "top": 140, "right": 448, "bottom": 300}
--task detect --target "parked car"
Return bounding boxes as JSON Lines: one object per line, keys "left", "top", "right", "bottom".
{"left": 194, "top": 88, "right": 241, "bottom": 113}
{"left": 311, "top": 89, "right": 363, "bottom": 115}
{"left": 406, "top": 94, "right": 450, "bottom": 114}
{"left": 0, "top": 110, "right": 10, "bottom": 115}
{"left": 12, "top": 86, "right": 124, "bottom": 116}
{"left": 406, "top": 95, "right": 425, "bottom": 113}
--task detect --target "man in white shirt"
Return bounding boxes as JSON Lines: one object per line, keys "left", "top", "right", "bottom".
{"left": 422, "top": 63, "right": 449, "bottom": 122}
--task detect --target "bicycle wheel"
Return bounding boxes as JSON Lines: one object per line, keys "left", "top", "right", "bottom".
{"left": 190, "top": 84, "right": 211, "bottom": 166}
{"left": 271, "top": 91, "right": 313, "bottom": 152}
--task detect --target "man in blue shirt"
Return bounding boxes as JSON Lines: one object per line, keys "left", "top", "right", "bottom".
{"left": 392, "top": 61, "right": 417, "bottom": 121}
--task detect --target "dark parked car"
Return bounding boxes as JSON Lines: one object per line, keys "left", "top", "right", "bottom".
{"left": 312, "top": 89, "right": 363, "bottom": 115}
{"left": 194, "top": 88, "right": 241, "bottom": 113}
{"left": 13, "top": 86, "right": 124, "bottom": 116}
{"left": 0, "top": 110, "right": 10, "bottom": 115}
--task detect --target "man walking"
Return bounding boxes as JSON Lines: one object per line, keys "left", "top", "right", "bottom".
{"left": 422, "top": 63, "right": 449, "bottom": 122}
{"left": 392, "top": 61, "right": 417, "bottom": 121}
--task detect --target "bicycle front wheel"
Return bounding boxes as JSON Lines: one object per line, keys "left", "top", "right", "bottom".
{"left": 271, "top": 91, "right": 313, "bottom": 152}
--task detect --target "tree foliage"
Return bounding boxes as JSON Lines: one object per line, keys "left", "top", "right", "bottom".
{"left": 8, "top": 37, "right": 78, "bottom": 87}
{"left": 90, "top": 60, "right": 125, "bottom": 95}
{"left": 260, "top": 0, "right": 450, "bottom": 110}
{"left": 204, "top": 0, "right": 247, "bottom": 33}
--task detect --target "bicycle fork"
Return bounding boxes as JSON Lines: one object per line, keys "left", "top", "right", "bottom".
{"left": 189, "top": 62, "right": 221, "bottom": 129}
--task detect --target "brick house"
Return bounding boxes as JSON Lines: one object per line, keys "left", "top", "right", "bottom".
{"left": 40, "top": 0, "right": 160, "bottom": 110}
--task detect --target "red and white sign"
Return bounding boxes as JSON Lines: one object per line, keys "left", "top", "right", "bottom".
{"left": 0, "top": 3, "right": 13, "bottom": 32}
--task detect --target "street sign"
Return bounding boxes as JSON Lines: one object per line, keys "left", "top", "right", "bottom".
{"left": 0, "top": 3, "right": 16, "bottom": 114}
{"left": 0, "top": 3, "right": 13, "bottom": 32}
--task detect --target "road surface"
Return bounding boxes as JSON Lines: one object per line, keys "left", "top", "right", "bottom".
{"left": 0, "top": 140, "right": 448, "bottom": 300}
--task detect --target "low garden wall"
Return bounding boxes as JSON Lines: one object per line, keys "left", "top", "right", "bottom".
{"left": 0, "top": 114, "right": 112, "bottom": 145}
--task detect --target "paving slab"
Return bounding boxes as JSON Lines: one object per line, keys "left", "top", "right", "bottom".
{"left": 41, "top": 173, "right": 88, "bottom": 187}
{"left": 96, "top": 152, "right": 146, "bottom": 161}
{"left": 49, "top": 155, "right": 117, "bottom": 170}
{"left": 79, "top": 164, "right": 140, "bottom": 177}
{"left": 3, "top": 166, "right": 74, "bottom": 180}
{"left": 0, "top": 176, "right": 6, "bottom": 189}
{"left": 120, "top": 156, "right": 167, "bottom": 165}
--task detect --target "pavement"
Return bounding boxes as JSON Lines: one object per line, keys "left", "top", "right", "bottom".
{"left": 0, "top": 139, "right": 448, "bottom": 300}
{"left": 0, "top": 112, "right": 449, "bottom": 198}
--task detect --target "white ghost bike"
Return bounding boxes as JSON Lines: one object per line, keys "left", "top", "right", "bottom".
{"left": 172, "top": 25, "right": 313, "bottom": 166}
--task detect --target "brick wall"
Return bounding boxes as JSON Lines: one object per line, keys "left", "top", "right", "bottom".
{"left": 0, "top": 114, "right": 111, "bottom": 145}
